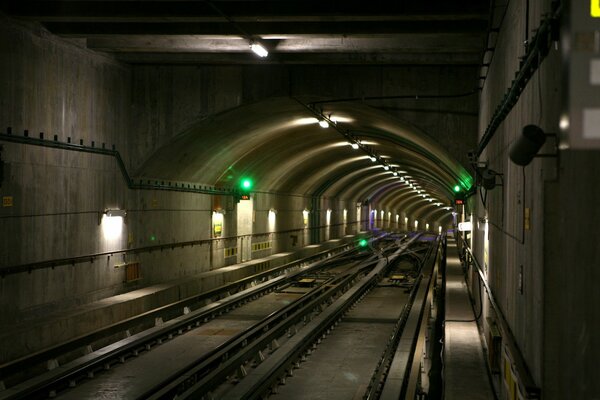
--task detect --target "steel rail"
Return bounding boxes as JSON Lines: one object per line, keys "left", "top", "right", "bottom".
{"left": 213, "top": 235, "right": 421, "bottom": 400}
{"left": 0, "top": 241, "right": 375, "bottom": 400}
{"left": 143, "top": 255, "right": 383, "bottom": 400}
{"left": 0, "top": 240, "right": 363, "bottom": 382}
{"left": 363, "top": 238, "right": 437, "bottom": 399}
{"left": 379, "top": 234, "right": 441, "bottom": 400}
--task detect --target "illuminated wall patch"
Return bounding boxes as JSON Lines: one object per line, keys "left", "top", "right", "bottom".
{"left": 592, "top": 0, "right": 600, "bottom": 17}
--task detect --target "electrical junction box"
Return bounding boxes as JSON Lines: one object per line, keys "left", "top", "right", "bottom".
{"left": 562, "top": 0, "right": 600, "bottom": 148}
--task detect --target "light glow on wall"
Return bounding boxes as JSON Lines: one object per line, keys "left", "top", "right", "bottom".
{"left": 396, "top": 214, "right": 399, "bottom": 223}
{"left": 326, "top": 209, "right": 332, "bottom": 225}
{"left": 483, "top": 218, "right": 490, "bottom": 278}
{"left": 343, "top": 208, "right": 347, "bottom": 222}
{"left": 414, "top": 220, "right": 419, "bottom": 229}
{"left": 102, "top": 214, "right": 123, "bottom": 240}
{"left": 404, "top": 217, "right": 408, "bottom": 225}
{"left": 439, "top": 226, "right": 442, "bottom": 234}
{"left": 426, "top": 223, "right": 429, "bottom": 231}
{"left": 268, "top": 209, "right": 276, "bottom": 231}
{"left": 380, "top": 210, "right": 385, "bottom": 219}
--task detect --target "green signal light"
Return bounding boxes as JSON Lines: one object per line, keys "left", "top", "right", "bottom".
{"left": 241, "top": 178, "right": 253, "bottom": 190}
{"left": 453, "top": 184, "right": 461, "bottom": 193}
{"left": 358, "top": 239, "right": 368, "bottom": 247}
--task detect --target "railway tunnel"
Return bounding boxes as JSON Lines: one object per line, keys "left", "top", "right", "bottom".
{"left": 0, "top": 1, "right": 599, "bottom": 399}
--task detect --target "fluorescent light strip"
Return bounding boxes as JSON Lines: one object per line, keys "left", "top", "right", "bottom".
{"left": 250, "top": 43, "right": 268, "bottom": 57}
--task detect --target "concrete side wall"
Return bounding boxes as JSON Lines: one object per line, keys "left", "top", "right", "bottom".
{"left": 0, "top": 19, "right": 132, "bottom": 320}
{"left": 475, "top": 0, "right": 600, "bottom": 398}
{"left": 476, "top": 0, "right": 554, "bottom": 388}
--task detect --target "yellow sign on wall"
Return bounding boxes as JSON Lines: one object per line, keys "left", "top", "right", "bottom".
{"left": 213, "top": 222, "right": 222, "bottom": 237}
{"left": 2, "top": 196, "right": 13, "bottom": 207}
{"left": 592, "top": 0, "right": 600, "bottom": 17}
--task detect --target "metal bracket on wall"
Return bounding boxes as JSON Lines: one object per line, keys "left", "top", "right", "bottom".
{"left": 533, "top": 133, "right": 559, "bottom": 160}
{"left": 0, "top": 128, "right": 235, "bottom": 196}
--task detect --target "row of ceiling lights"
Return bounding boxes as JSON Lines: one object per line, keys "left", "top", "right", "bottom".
{"left": 214, "top": 3, "right": 454, "bottom": 213}
{"left": 317, "top": 113, "right": 447, "bottom": 209}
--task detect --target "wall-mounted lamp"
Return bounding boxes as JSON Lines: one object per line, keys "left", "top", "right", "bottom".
{"left": 105, "top": 209, "right": 127, "bottom": 218}
{"left": 250, "top": 43, "right": 268, "bottom": 58}
{"left": 509, "top": 125, "right": 557, "bottom": 166}
{"left": 100, "top": 209, "right": 126, "bottom": 240}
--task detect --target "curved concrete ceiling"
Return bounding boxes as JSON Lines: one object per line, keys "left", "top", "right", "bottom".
{"left": 136, "top": 96, "right": 472, "bottom": 220}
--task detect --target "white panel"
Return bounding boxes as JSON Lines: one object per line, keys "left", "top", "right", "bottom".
{"left": 583, "top": 108, "right": 600, "bottom": 138}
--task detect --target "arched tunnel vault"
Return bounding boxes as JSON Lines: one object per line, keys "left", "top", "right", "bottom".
{"left": 136, "top": 96, "right": 472, "bottom": 227}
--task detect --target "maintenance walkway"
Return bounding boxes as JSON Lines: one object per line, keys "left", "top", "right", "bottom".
{"left": 444, "top": 235, "right": 496, "bottom": 400}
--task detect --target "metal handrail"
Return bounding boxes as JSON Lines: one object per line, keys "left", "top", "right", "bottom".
{"left": 0, "top": 221, "right": 373, "bottom": 276}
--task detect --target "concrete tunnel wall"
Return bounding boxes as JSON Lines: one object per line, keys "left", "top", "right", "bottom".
{"left": 472, "top": 0, "right": 600, "bottom": 399}
{"left": 0, "top": 16, "right": 475, "bottom": 348}
{"left": 0, "top": 18, "right": 133, "bottom": 320}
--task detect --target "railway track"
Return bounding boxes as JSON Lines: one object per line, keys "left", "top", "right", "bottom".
{"left": 1, "top": 232, "right": 445, "bottom": 400}
{"left": 0, "top": 235, "right": 388, "bottom": 399}
{"left": 215, "top": 233, "right": 440, "bottom": 400}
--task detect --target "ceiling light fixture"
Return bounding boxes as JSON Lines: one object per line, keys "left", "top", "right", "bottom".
{"left": 369, "top": 156, "right": 376, "bottom": 162}
{"left": 383, "top": 165, "right": 390, "bottom": 170}
{"left": 319, "top": 119, "right": 329, "bottom": 128}
{"left": 250, "top": 43, "right": 268, "bottom": 57}
{"left": 392, "top": 171, "right": 398, "bottom": 176}
{"left": 351, "top": 142, "right": 359, "bottom": 149}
